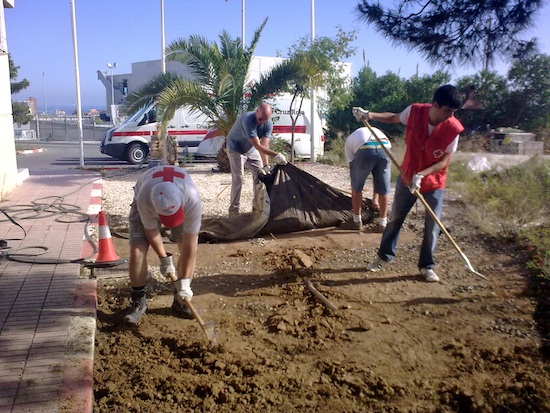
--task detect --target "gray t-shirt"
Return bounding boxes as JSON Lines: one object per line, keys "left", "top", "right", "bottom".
{"left": 226, "top": 111, "right": 273, "bottom": 154}
{"left": 134, "top": 165, "right": 202, "bottom": 233}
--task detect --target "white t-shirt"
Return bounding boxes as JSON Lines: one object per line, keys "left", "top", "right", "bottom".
{"left": 344, "top": 126, "right": 391, "bottom": 164}
{"left": 399, "top": 105, "right": 459, "bottom": 153}
{"left": 134, "top": 166, "right": 202, "bottom": 233}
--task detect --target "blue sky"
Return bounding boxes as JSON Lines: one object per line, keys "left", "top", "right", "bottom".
{"left": 6, "top": 0, "right": 550, "bottom": 113}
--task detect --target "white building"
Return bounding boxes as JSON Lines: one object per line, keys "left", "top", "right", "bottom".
{"left": 97, "top": 56, "right": 352, "bottom": 116}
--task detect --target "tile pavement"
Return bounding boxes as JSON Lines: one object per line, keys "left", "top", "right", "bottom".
{"left": 0, "top": 170, "right": 102, "bottom": 413}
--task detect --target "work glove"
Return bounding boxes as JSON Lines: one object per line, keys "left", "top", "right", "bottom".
{"left": 160, "top": 253, "right": 177, "bottom": 282}
{"left": 274, "top": 152, "right": 287, "bottom": 165}
{"left": 409, "top": 173, "right": 424, "bottom": 194}
{"left": 261, "top": 164, "right": 273, "bottom": 175}
{"left": 352, "top": 107, "right": 370, "bottom": 122}
{"left": 175, "top": 278, "right": 194, "bottom": 301}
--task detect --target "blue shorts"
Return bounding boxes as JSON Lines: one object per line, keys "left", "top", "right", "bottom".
{"left": 349, "top": 147, "right": 391, "bottom": 195}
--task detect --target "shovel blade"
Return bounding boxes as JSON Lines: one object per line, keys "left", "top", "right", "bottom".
{"left": 202, "top": 321, "right": 217, "bottom": 343}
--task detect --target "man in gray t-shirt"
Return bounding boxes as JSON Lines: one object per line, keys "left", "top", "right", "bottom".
{"left": 226, "top": 102, "right": 287, "bottom": 216}
{"left": 124, "top": 165, "right": 202, "bottom": 325}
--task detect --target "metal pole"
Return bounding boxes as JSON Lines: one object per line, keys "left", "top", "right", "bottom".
{"left": 161, "top": 0, "right": 166, "bottom": 73}
{"left": 241, "top": 0, "right": 245, "bottom": 48}
{"left": 70, "top": 0, "right": 84, "bottom": 167}
{"left": 107, "top": 62, "right": 117, "bottom": 123}
{"left": 42, "top": 72, "right": 47, "bottom": 115}
{"left": 310, "top": 0, "right": 316, "bottom": 162}
{"left": 161, "top": 0, "right": 167, "bottom": 164}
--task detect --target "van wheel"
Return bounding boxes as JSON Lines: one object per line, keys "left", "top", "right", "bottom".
{"left": 126, "top": 143, "right": 148, "bottom": 165}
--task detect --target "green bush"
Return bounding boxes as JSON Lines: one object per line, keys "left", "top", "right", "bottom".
{"left": 318, "top": 136, "right": 346, "bottom": 166}
{"left": 270, "top": 136, "right": 291, "bottom": 159}
{"left": 457, "top": 157, "right": 550, "bottom": 277}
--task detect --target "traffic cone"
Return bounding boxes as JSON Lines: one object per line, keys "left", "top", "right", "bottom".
{"left": 95, "top": 211, "right": 120, "bottom": 263}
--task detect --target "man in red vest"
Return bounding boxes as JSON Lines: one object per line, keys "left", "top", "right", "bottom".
{"left": 353, "top": 85, "right": 464, "bottom": 282}
{"left": 125, "top": 165, "right": 203, "bottom": 324}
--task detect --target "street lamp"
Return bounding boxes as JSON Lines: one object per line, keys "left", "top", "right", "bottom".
{"left": 107, "top": 63, "right": 116, "bottom": 125}
{"left": 42, "top": 71, "right": 47, "bottom": 115}
{"left": 107, "top": 62, "right": 117, "bottom": 105}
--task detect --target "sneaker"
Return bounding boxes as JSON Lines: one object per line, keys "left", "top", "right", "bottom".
{"left": 420, "top": 268, "right": 440, "bottom": 282}
{"left": 124, "top": 295, "right": 147, "bottom": 325}
{"left": 340, "top": 219, "right": 363, "bottom": 231}
{"left": 367, "top": 257, "right": 388, "bottom": 272}
{"left": 171, "top": 297, "right": 194, "bottom": 319}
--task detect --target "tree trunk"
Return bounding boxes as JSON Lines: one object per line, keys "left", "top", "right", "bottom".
{"left": 216, "top": 142, "right": 231, "bottom": 172}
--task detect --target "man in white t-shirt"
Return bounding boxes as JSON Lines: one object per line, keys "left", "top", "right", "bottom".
{"left": 125, "top": 165, "right": 202, "bottom": 325}
{"left": 342, "top": 126, "right": 392, "bottom": 232}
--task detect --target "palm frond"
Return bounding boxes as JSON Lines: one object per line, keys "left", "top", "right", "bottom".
{"left": 248, "top": 56, "right": 322, "bottom": 108}
{"left": 125, "top": 72, "right": 183, "bottom": 114}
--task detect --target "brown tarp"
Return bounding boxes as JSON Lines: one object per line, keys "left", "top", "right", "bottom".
{"left": 199, "top": 163, "right": 374, "bottom": 242}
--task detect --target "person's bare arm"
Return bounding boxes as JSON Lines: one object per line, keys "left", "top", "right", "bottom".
{"left": 418, "top": 152, "right": 453, "bottom": 176}
{"left": 144, "top": 227, "right": 167, "bottom": 257}
{"left": 250, "top": 137, "right": 278, "bottom": 157}
{"left": 177, "top": 232, "right": 198, "bottom": 280}
{"left": 369, "top": 112, "right": 401, "bottom": 124}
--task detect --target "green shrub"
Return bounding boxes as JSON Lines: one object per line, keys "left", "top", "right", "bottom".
{"left": 270, "top": 136, "right": 291, "bottom": 159}
{"left": 318, "top": 136, "right": 346, "bottom": 166}
{"left": 457, "top": 157, "right": 550, "bottom": 277}
{"left": 523, "top": 227, "right": 550, "bottom": 278}
{"left": 460, "top": 158, "right": 549, "bottom": 235}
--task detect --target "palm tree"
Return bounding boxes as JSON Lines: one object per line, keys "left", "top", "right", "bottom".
{"left": 125, "top": 18, "right": 320, "bottom": 169}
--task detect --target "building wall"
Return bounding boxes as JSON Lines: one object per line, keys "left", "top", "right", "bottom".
{"left": 0, "top": 1, "right": 22, "bottom": 200}
{"left": 103, "top": 56, "right": 352, "bottom": 111}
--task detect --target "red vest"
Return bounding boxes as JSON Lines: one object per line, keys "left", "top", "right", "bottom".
{"left": 401, "top": 104, "right": 464, "bottom": 192}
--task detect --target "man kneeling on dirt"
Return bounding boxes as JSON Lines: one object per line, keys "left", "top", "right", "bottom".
{"left": 125, "top": 165, "right": 202, "bottom": 325}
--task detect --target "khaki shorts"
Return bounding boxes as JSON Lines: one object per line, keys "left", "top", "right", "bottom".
{"left": 128, "top": 200, "right": 183, "bottom": 245}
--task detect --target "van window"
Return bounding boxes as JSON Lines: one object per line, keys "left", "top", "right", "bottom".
{"left": 126, "top": 104, "right": 151, "bottom": 124}
{"left": 147, "top": 109, "right": 157, "bottom": 123}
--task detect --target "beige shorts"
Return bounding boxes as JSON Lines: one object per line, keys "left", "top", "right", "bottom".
{"left": 128, "top": 200, "right": 183, "bottom": 245}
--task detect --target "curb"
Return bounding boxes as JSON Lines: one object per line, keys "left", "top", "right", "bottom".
{"left": 58, "top": 176, "right": 102, "bottom": 413}
{"left": 16, "top": 148, "right": 45, "bottom": 155}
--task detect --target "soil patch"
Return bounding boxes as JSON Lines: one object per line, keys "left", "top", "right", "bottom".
{"left": 93, "top": 201, "right": 550, "bottom": 412}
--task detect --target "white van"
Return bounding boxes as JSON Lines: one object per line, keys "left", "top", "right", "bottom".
{"left": 196, "top": 94, "right": 325, "bottom": 159}
{"left": 100, "top": 102, "right": 210, "bottom": 164}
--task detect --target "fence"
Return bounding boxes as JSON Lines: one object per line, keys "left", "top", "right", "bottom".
{"left": 27, "top": 116, "right": 112, "bottom": 142}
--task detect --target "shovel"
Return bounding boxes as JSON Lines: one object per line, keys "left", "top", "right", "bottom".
{"left": 359, "top": 117, "right": 487, "bottom": 280}
{"left": 183, "top": 297, "right": 217, "bottom": 344}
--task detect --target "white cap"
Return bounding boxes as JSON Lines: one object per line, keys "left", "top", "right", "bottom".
{"left": 150, "top": 182, "right": 184, "bottom": 228}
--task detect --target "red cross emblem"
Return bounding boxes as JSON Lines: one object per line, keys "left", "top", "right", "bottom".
{"left": 152, "top": 167, "right": 185, "bottom": 182}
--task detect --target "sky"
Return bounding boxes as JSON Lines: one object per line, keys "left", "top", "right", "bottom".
{"left": 6, "top": 0, "right": 550, "bottom": 113}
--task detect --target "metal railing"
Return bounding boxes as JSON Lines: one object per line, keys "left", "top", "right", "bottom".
{"left": 27, "top": 115, "right": 112, "bottom": 142}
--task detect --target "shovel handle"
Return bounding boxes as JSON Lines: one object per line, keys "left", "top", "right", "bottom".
{"left": 183, "top": 296, "right": 205, "bottom": 325}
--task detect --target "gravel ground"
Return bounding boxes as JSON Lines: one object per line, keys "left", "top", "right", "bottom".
{"left": 101, "top": 162, "right": 366, "bottom": 221}
{"left": 101, "top": 152, "right": 545, "bottom": 222}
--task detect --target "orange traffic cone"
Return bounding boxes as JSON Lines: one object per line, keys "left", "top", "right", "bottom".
{"left": 95, "top": 211, "right": 120, "bottom": 263}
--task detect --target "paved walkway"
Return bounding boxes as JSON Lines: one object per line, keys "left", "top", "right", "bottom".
{"left": 0, "top": 170, "right": 101, "bottom": 413}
